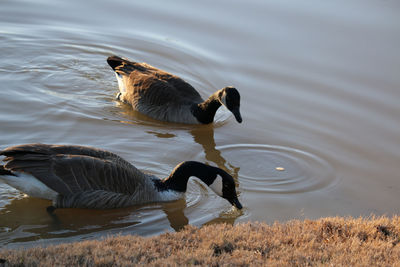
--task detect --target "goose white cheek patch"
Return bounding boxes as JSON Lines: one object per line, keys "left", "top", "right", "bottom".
{"left": 209, "top": 175, "right": 223, "bottom": 197}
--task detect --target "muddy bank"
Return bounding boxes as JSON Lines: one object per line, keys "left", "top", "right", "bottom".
{"left": 1, "top": 216, "right": 399, "bottom": 266}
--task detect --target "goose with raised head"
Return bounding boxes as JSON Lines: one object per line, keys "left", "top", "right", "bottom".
{"left": 0, "top": 144, "right": 242, "bottom": 211}
{"left": 107, "top": 55, "right": 242, "bottom": 124}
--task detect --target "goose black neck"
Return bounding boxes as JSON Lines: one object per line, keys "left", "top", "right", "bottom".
{"left": 191, "top": 91, "right": 222, "bottom": 124}
{"left": 160, "top": 161, "right": 219, "bottom": 192}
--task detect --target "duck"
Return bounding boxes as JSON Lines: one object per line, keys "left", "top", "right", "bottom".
{"left": 107, "top": 55, "right": 242, "bottom": 124}
{"left": 0, "top": 144, "right": 242, "bottom": 211}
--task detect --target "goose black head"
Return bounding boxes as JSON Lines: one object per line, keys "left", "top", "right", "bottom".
{"left": 208, "top": 169, "right": 243, "bottom": 210}
{"left": 219, "top": 86, "right": 242, "bottom": 123}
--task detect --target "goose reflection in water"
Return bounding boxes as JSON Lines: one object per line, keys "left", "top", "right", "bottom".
{"left": 189, "top": 125, "right": 240, "bottom": 180}
{"left": 146, "top": 126, "right": 240, "bottom": 182}
{"left": 0, "top": 195, "right": 242, "bottom": 247}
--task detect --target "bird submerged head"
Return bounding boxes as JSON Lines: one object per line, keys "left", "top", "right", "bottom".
{"left": 208, "top": 169, "right": 243, "bottom": 209}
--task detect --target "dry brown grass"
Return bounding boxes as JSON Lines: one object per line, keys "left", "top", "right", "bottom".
{"left": 1, "top": 216, "right": 400, "bottom": 266}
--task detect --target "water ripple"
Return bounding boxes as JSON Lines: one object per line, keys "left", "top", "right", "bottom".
{"left": 217, "top": 144, "right": 335, "bottom": 194}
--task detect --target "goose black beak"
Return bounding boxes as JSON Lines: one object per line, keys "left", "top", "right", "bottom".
{"left": 231, "top": 108, "right": 242, "bottom": 123}
{"left": 230, "top": 197, "right": 243, "bottom": 209}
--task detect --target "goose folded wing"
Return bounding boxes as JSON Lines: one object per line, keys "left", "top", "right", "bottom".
{"left": 161, "top": 75, "right": 203, "bottom": 101}
{"left": 129, "top": 74, "right": 202, "bottom": 107}
{"left": 1, "top": 143, "right": 136, "bottom": 170}
{"left": 2, "top": 153, "right": 144, "bottom": 196}
{"left": 55, "top": 190, "right": 137, "bottom": 209}
{"left": 150, "top": 68, "right": 202, "bottom": 101}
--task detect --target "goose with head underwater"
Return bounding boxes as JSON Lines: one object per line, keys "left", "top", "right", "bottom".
{"left": 107, "top": 55, "right": 242, "bottom": 124}
{"left": 0, "top": 144, "right": 242, "bottom": 211}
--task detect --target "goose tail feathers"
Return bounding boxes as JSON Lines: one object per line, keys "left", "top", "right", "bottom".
{"left": 107, "top": 55, "right": 124, "bottom": 70}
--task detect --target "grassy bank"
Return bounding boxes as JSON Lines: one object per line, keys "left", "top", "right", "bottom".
{"left": 1, "top": 216, "right": 399, "bottom": 266}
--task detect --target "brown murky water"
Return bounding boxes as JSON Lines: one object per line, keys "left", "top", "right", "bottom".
{"left": 1, "top": 0, "right": 399, "bottom": 248}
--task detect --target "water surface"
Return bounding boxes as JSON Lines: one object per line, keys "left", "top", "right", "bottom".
{"left": 1, "top": 0, "right": 399, "bottom": 248}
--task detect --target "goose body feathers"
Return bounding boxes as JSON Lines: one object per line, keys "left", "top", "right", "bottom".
{"left": 0, "top": 144, "right": 242, "bottom": 210}
{"left": 107, "top": 56, "right": 242, "bottom": 124}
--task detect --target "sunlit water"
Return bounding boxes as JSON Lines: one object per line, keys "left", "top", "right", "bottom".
{"left": 0, "top": 0, "right": 399, "bottom": 248}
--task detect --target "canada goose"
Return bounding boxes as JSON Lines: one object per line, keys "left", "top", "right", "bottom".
{"left": 107, "top": 56, "right": 242, "bottom": 124}
{"left": 0, "top": 144, "right": 242, "bottom": 211}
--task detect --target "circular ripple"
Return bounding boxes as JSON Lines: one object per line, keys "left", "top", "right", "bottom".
{"left": 217, "top": 144, "right": 335, "bottom": 194}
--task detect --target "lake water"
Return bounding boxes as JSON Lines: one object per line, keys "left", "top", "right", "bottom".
{"left": 1, "top": 0, "right": 399, "bottom": 248}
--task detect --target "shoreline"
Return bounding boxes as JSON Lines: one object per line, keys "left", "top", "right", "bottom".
{"left": 1, "top": 216, "right": 399, "bottom": 266}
